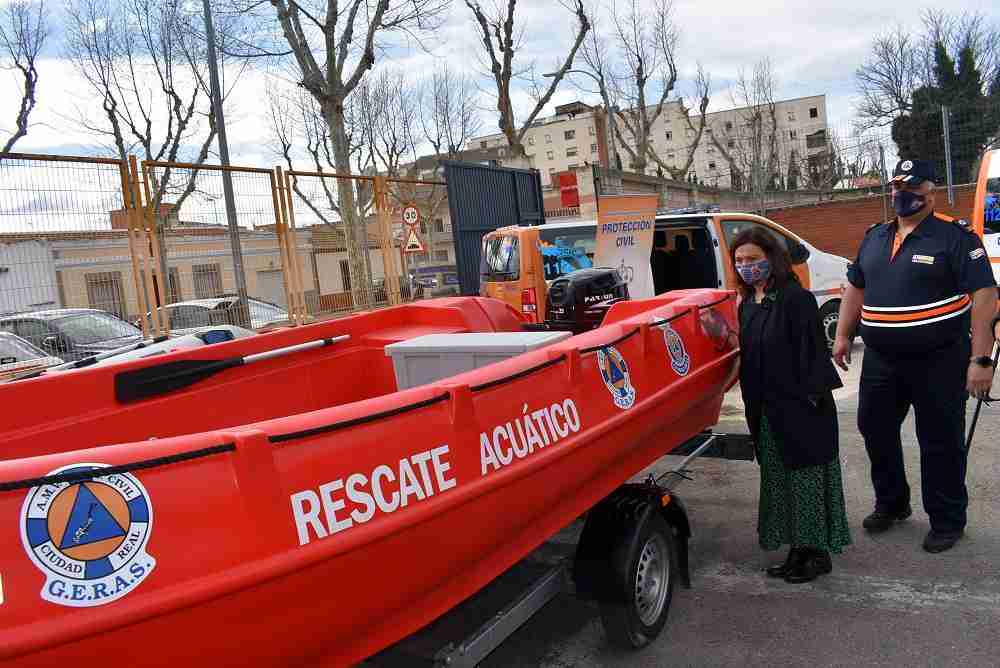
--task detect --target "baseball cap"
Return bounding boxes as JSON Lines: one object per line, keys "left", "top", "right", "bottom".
{"left": 890, "top": 159, "right": 936, "bottom": 186}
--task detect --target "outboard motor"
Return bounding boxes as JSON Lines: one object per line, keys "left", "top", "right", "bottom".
{"left": 543, "top": 267, "right": 630, "bottom": 334}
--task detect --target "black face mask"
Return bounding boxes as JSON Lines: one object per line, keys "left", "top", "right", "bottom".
{"left": 893, "top": 190, "right": 926, "bottom": 217}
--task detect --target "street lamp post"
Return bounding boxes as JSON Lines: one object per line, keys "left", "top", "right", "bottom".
{"left": 202, "top": 0, "right": 250, "bottom": 327}
{"left": 543, "top": 69, "right": 617, "bottom": 170}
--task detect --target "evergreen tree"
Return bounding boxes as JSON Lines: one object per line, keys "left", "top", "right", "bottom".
{"left": 892, "top": 41, "right": 993, "bottom": 183}
{"left": 956, "top": 47, "right": 982, "bottom": 97}
{"left": 933, "top": 43, "right": 958, "bottom": 97}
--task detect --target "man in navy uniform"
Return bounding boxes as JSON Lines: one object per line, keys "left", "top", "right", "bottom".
{"left": 833, "top": 159, "right": 997, "bottom": 553}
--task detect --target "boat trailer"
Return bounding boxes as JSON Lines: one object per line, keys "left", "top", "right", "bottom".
{"left": 365, "top": 430, "right": 754, "bottom": 667}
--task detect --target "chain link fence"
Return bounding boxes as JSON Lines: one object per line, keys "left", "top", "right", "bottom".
{"left": 0, "top": 152, "right": 436, "bottom": 367}
{"left": 140, "top": 161, "right": 295, "bottom": 333}
{"left": 283, "top": 170, "right": 424, "bottom": 320}
{"left": 0, "top": 154, "right": 158, "bottom": 361}
{"left": 384, "top": 177, "right": 456, "bottom": 299}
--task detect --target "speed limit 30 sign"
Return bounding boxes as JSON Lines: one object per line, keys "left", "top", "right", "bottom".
{"left": 402, "top": 205, "right": 420, "bottom": 227}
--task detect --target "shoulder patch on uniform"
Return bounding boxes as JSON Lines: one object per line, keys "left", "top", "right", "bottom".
{"left": 970, "top": 248, "right": 986, "bottom": 260}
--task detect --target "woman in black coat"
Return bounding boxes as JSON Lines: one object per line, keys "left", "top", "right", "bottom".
{"left": 733, "top": 228, "right": 852, "bottom": 583}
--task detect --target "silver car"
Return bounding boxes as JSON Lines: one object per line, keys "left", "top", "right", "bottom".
{"left": 141, "top": 296, "right": 290, "bottom": 334}
{"left": 0, "top": 331, "right": 63, "bottom": 378}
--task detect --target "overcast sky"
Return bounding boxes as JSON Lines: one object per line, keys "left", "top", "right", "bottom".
{"left": 1, "top": 0, "right": 996, "bottom": 169}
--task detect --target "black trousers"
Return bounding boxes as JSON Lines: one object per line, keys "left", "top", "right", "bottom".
{"left": 857, "top": 339, "right": 970, "bottom": 533}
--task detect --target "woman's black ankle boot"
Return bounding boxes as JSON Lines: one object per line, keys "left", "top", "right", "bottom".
{"left": 785, "top": 548, "right": 832, "bottom": 584}
{"left": 766, "top": 548, "right": 802, "bottom": 578}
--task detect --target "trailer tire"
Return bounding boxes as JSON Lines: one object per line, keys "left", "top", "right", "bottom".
{"left": 599, "top": 511, "right": 676, "bottom": 649}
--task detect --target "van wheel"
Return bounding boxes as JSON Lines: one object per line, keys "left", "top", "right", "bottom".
{"left": 819, "top": 300, "right": 840, "bottom": 353}
{"left": 599, "top": 512, "right": 676, "bottom": 649}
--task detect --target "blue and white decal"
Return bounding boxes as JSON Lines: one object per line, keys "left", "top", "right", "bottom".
{"left": 597, "top": 346, "right": 636, "bottom": 409}
{"left": 663, "top": 323, "right": 691, "bottom": 376}
{"left": 19, "top": 463, "right": 156, "bottom": 607}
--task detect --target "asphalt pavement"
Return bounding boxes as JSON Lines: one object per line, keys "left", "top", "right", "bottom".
{"left": 483, "top": 342, "right": 1000, "bottom": 667}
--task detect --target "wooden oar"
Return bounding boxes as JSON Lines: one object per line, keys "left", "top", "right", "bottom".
{"left": 114, "top": 335, "right": 350, "bottom": 403}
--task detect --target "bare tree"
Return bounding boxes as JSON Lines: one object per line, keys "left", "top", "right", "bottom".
{"left": 465, "top": 0, "right": 590, "bottom": 158}
{"left": 270, "top": 88, "right": 371, "bottom": 227}
{"left": 365, "top": 68, "right": 419, "bottom": 178}
{"left": 376, "top": 62, "right": 481, "bottom": 276}
{"left": 855, "top": 27, "right": 921, "bottom": 130}
{"left": 708, "top": 58, "right": 787, "bottom": 201}
{"left": 922, "top": 10, "right": 1000, "bottom": 88}
{"left": 578, "top": 8, "right": 621, "bottom": 169}
{"left": 420, "top": 62, "right": 482, "bottom": 161}
{"left": 64, "top": 0, "right": 242, "bottom": 210}
{"left": 644, "top": 66, "right": 710, "bottom": 181}
{"left": 262, "top": 0, "right": 448, "bottom": 307}
{"left": 1, "top": 1, "right": 47, "bottom": 153}
{"left": 606, "top": 0, "right": 679, "bottom": 174}
{"left": 855, "top": 11, "right": 1000, "bottom": 130}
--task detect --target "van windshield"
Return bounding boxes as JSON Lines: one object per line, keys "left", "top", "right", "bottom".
{"left": 985, "top": 177, "right": 1000, "bottom": 234}
{"left": 539, "top": 227, "right": 595, "bottom": 280}
{"left": 481, "top": 235, "right": 520, "bottom": 281}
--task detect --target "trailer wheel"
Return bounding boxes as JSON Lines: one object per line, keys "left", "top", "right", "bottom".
{"left": 599, "top": 511, "right": 676, "bottom": 649}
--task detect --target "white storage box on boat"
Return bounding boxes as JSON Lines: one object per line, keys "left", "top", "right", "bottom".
{"left": 385, "top": 331, "right": 572, "bottom": 390}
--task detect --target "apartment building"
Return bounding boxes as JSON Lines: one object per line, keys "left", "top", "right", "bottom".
{"left": 470, "top": 102, "right": 608, "bottom": 187}
{"left": 635, "top": 94, "right": 830, "bottom": 190}
{"left": 468, "top": 95, "right": 830, "bottom": 191}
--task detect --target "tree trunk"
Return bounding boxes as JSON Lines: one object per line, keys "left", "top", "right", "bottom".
{"left": 325, "top": 101, "right": 374, "bottom": 307}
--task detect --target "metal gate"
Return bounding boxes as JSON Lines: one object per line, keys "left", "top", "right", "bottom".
{"left": 443, "top": 161, "right": 545, "bottom": 295}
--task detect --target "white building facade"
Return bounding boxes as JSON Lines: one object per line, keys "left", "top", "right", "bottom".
{"left": 469, "top": 95, "right": 830, "bottom": 191}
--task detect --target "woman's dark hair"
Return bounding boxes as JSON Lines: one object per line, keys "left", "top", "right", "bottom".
{"left": 729, "top": 227, "right": 799, "bottom": 299}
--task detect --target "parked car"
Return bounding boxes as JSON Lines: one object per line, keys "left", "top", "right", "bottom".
{"left": 0, "top": 331, "right": 63, "bottom": 379}
{"left": 0, "top": 309, "right": 144, "bottom": 363}
{"left": 138, "top": 296, "right": 290, "bottom": 334}
{"left": 372, "top": 277, "right": 413, "bottom": 302}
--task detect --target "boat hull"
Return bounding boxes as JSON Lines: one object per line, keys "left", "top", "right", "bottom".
{"left": 0, "top": 291, "right": 738, "bottom": 666}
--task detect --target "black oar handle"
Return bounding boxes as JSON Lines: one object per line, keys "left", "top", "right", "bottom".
{"left": 114, "top": 335, "right": 350, "bottom": 403}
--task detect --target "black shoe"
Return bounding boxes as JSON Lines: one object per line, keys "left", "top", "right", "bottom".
{"left": 784, "top": 550, "right": 832, "bottom": 584}
{"left": 862, "top": 505, "right": 912, "bottom": 532}
{"left": 922, "top": 530, "right": 963, "bottom": 553}
{"left": 766, "top": 548, "right": 803, "bottom": 578}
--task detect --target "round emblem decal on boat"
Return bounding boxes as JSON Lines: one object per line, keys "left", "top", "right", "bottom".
{"left": 663, "top": 323, "right": 691, "bottom": 376}
{"left": 597, "top": 346, "right": 636, "bottom": 409}
{"left": 19, "top": 463, "right": 156, "bottom": 607}
{"left": 698, "top": 308, "right": 734, "bottom": 353}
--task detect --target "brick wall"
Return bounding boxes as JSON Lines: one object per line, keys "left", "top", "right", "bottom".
{"left": 767, "top": 184, "right": 979, "bottom": 259}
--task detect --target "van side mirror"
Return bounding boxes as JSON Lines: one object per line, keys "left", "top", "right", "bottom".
{"left": 789, "top": 241, "right": 810, "bottom": 265}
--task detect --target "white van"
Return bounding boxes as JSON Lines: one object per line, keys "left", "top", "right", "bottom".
{"left": 481, "top": 211, "right": 852, "bottom": 348}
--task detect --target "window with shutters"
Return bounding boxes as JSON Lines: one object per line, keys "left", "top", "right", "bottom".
{"left": 192, "top": 263, "right": 223, "bottom": 299}
{"left": 85, "top": 271, "right": 126, "bottom": 319}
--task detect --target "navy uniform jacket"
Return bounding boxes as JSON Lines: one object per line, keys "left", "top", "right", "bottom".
{"left": 847, "top": 212, "right": 996, "bottom": 355}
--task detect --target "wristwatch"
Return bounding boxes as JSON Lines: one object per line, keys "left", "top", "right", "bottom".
{"left": 971, "top": 356, "right": 995, "bottom": 368}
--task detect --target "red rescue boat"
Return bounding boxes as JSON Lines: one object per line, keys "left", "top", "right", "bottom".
{"left": 0, "top": 289, "right": 738, "bottom": 666}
